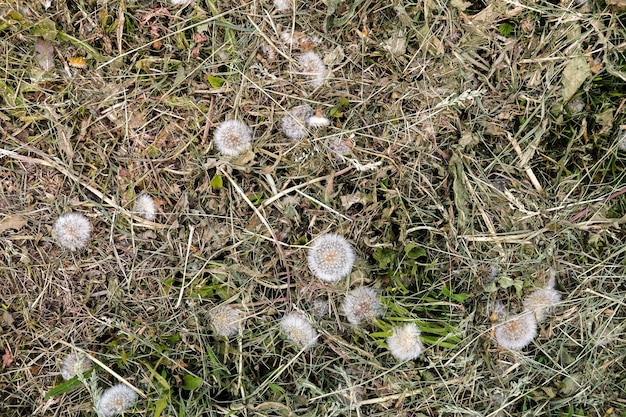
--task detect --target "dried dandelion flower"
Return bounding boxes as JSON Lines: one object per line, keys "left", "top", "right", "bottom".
{"left": 213, "top": 119, "right": 253, "bottom": 157}
{"left": 494, "top": 313, "right": 537, "bottom": 351}
{"left": 523, "top": 287, "right": 561, "bottom": 323}
{"left": 297, "top": 51, "right": 327, "bottom": 88}
{"left": 280, "top": 313, "right": 318, "bottom": 349}
{"left": 281, "top": 105, "right": 313, "bottom": 140}
{"left": 311, "top": 298, "right": 328, "bottom": 318}
{"left": 170, "top": 0, "right": 194, "bottom": 6}
{"left": 343, "top": 287, "right": 383, "bottom": 326}
{"left": 209, "top": 305, "right": 242, "bottom": 338}
{"left": 306, "top": 111, "right": 330, "bottom": 128}
{"left": 387, "top": 323, "right": 424, "bottom": 361}
{"left": 133, "top": 194, "right": 156, "bottom": 221}
{"left": 617, "top": 129, "right": 626, "bottom": 152}
{"left": 53, "top": 212, "right": 92, "bottom": 250}
{"left": 307, "top": 233, "right": 355, "bottom": 282}
{"left": 60, "top": 352, "right": 92, "bottom": 380}
{"left": 96, "top": 384, "right": 137, "bottom": 417}
{"left": 273, "top": 0, "right": 293, "bottom": 12}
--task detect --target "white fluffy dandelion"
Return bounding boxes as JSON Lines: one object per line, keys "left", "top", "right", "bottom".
{"left": 281, "top": 105, "right": 313, "bottom": 140}
{"left": 213, "top": 119, "right": 253, "bottom": 157}
{"left": 60, "top": 352, "right": 92, "bottom": 380}
{"left": 307, "top": 233, "right": 355, "bottom": 282}
{"left": 523, "top": 287, "right": 561, "bottom": 323}
{"left": 273, "top": 0, "right": 293, "bottom": 12}
{"left": 494, "top": 312, "right": 537, "bottom": 351}
{"left": 387, "top": 323, "right": 424, "bottom": 361}
{"left": 297, "top": 51, "right": 327, "bottom": 88}
{"left": 307, "top": 115, "right": 330, "bottom": 128}
{"left": 209, "top": 305, "right": 242, "bottom": 338}
{"left": 280, "top": 313, "right": 318, "bottom": 350}
{"left": 132, "top": 194, "right": 156, "bottom": 221}
{"left": 343, "top": 287, "right": 383, "bottom": 326}
{"left": 53, "top": 212, "right": 92, "bottom": 250}
{"left": 96, "top": 383, "right": 137, "bottom": 417}
{"left": 170, "top": 0, "right": 194, "bottom": 6}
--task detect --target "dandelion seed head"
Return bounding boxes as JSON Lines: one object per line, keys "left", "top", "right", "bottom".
{"left": 343, "top": 287, "right": 383, "bottom": 326}
{"left": 60, "top": 352, "right": 92, "bottom": 380}
{"left": 281, "top": 105, "right": 313, "bottom": 140}
{"left": 53, "top": 212, "right": 92, "bottom": 250}
{"left": 387, "top": 323, "right": 424, "bottom": 361}
{"left": 209, "top": 305, "right": 241, "bottom": 338}
{"left": 494, "top": 313, "right": 537, "bottom": 350}
{"left": 280, "top": 313, "right": 318, "bottom": 349}
{"left": 306, "top": 115, "right": 330, "bottom": 128}
{"left": 133, "top": 194, "right": 156, "bottom": 221}
{"left": 523, "top": 287, "right": 561, "bottom": 323}
{"left": 273, "top": 0, "right": 294, "bottom": 12}
{"left": 307, "top": 233, "right": 355, "bottom": 282}
{"left": 96, "top": 384, "right": 137, "bottom": 417}
{"left": 213, "top": 120, "right": 253, "bottom": 157}
{"left": 297, "top": 52, "right": 327, "bottom": 88}
{"left": 170, "top": 0, "right": 194, "bottom": 5}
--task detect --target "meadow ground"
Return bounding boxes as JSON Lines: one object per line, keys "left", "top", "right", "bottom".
{"left": 1, "top": 0, "right": 626, "bottom": 416}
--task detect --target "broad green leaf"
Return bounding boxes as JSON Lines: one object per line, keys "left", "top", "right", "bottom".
{"left": 182, "top": 375, "right": 203, "bottom": 390}
{"left": 210, "top": 174, "right": 223, "bottom": 189}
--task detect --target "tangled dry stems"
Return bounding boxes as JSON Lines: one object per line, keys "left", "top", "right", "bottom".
{"left": 1, "top": 0, "right": 626, "bottom": 416}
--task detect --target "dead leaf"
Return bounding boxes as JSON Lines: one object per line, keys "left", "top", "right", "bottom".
{"left": 561, "top": 56, "right": 591, "bottom": 105}
{"left": 34, "top": 39, "right": 54, "bottom": 71}
{"left": 0, "top": 215, "right": 27, "bottom": 233}
{"left": 2, "top": 348, "right": 13, "bottom": 369}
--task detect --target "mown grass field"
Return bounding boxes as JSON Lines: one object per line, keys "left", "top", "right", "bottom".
{"left": 1, "top": 0, "right": 626, "bottom": 416}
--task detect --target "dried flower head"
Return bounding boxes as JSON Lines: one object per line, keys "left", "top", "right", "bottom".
{"left": 311, "top": 298, "right": 329, "bottom": 318}
{"left": 213, "top": 119, "right": 253, "bottom": 156}
{"left": 343, "top": 287, "right": 383, "bottom": 326}
{"left": 209, "top": 305, "right": 242, "bottom": 338}
{"left": 306, "top": 109, "right": 330, "bottom": 128}
{"left": 53, "top": 212, "right": 92, "bottom": 250}
{"left": 387, "top": 323, "right": 424, "bottom": 361}
{"left": 96, "top": 383, "right": 137, "bottom": 417}
{"left": 280, "top": 313, "right": 318, "bottom": 350}
{"left": 60, "top": 352, "right": 92, "bottom": 380}
{"left": 273, "top": 0, "right": 293, "bottom": 12}
{"left": 494, "top": 312, "right": 537, "bottom": 350}
{"left": 133, "top": 194, "right": 156, "bottom": 221}
{"left": 297, "top": 51, "right": 327, "bottom": 87}
{"left": 307, "top": 233, "right": 355, "bottom": 282}
{"left": 281, "top": 105, "right": 313, "bottom": 140}
{"left": 170, "top": 0, "right": 194, "bottom": 6}
{"left": 523, "top": 287, "right": 561, "bottom": 323}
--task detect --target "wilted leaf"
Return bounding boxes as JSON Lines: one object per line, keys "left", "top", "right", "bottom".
{"left": 0, "top": 215, "right": 27, "bottom": 233}
{"left": 34, "top": 39, "right": 54, "bottom": 71}
{"left": 561, "top": 55, "right": 591, "bottom": 105}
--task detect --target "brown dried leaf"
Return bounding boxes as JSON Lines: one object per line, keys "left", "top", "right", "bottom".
{"left": 34, "top": 39, "right": 54, "bottom": 71}
{"left": 0, "top": 215, "right": 27, "bottom": 233}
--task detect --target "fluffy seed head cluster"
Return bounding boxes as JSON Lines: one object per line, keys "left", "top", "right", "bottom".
{"left": 306, "top": 114, "right": 330, "bottom": 128}
{"left": 523, "top": 287, "right": 561, "bottom": 323}
{"left": 494, "top": 312, "right": 537, "bottom": 350}
{"left": 209, "top": 305, "right": 241, "bottom": 338}
{"left": 133, "top": 194, "right": 156, "bottom": 221}
{"left": 343, "top": 287, "right": 383, "bottom": 326}
{"left": 60, "top": 352, "right": 92, "bottom": 380}
{"left": 297, "top": 52, "right": 327, "bottom": 87}
{"left": 281, "top": 105, "right": 313, "bottom": 140}
{"left": 170, "top": 0, "right": 194, "bottom": 5}
{"left": 387, "top": 323, "right": 424, "bottom": 361}
{"left": 213, "top": 119, "right": 253, "bottom": 156}
{"left": 307, "top": 233, "right": 355, "bottom": 282}
{"left": 96, "top": 384, "right": 137, "bottom": 417}
{"left": 280, "top": 313, "right": 318, "bottom": 350}
{"left": 273, "top": 0, "right": 293, "bottom": 12}
{"left": 53, "top": 212, "right": 92, "bottom": 250}
{"left": 617, "top": 129, "right": 626, "bottom": 151}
